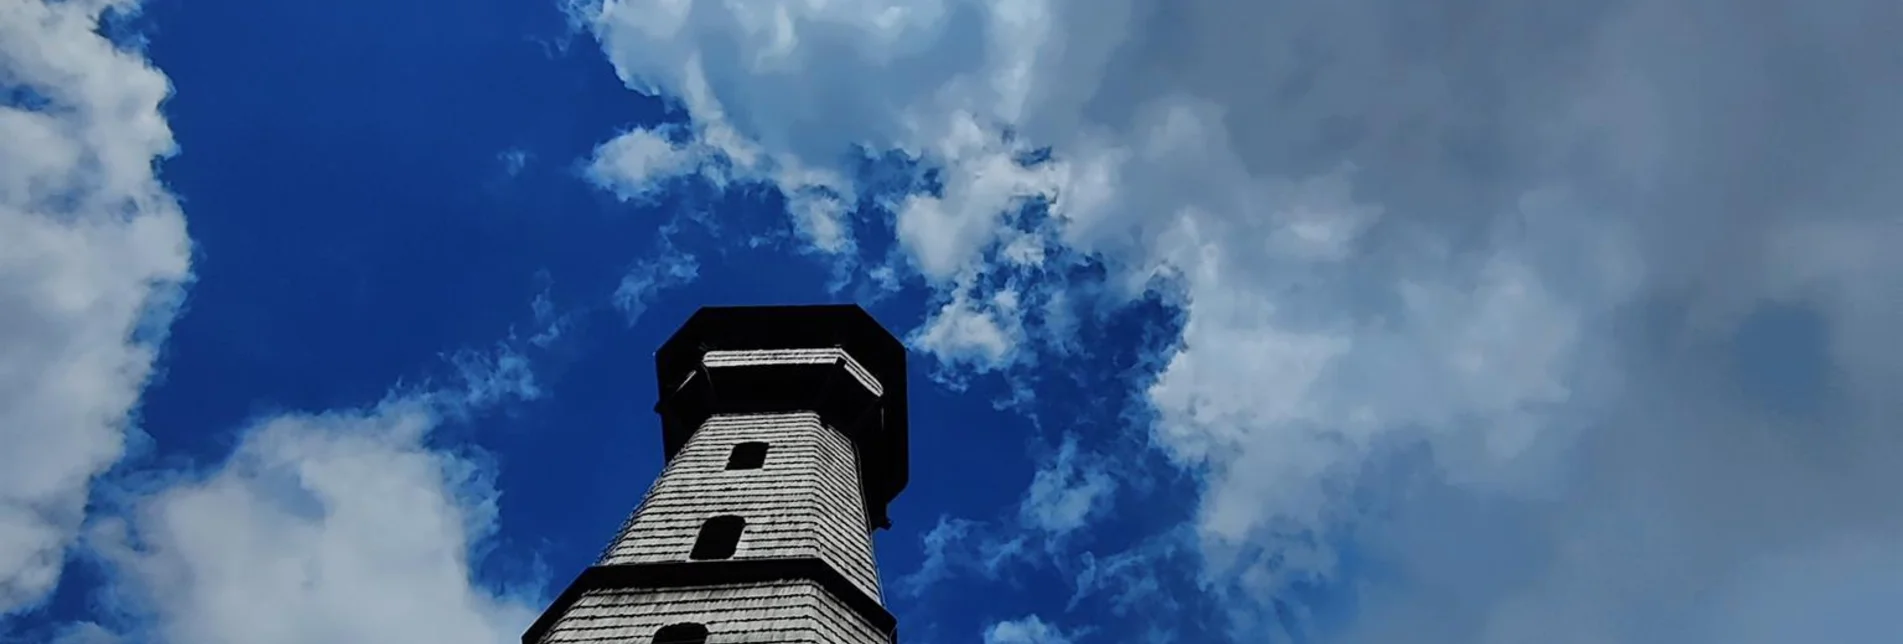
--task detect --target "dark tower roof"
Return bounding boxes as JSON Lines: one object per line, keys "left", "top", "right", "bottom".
{"left": 653, "top": 304, "right": 910, "bottom": 530}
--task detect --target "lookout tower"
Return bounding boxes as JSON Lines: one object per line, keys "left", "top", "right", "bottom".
{"left": 523, "top": 304, "right": 910, "bottom": 643}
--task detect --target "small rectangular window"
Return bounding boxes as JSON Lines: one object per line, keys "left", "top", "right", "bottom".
{"left": 653, "top": 623, "right": 708, "bottom": 644}
{"left": 726, "top": 441, "right": 769, "bottom": 470}
{"left": 690, "top": 515, "right": 745, "bottom": 560}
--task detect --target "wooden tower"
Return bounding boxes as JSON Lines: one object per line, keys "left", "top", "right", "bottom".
{"left": 523, "top": 304, "right": 910, "bottom": 644}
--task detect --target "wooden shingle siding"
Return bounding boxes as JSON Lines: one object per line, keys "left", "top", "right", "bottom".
{"left": 598, "top": 412, "right": 884, "bottom": 601}
{"left": 538, "top": 580, "right": 887, "bottom": 643}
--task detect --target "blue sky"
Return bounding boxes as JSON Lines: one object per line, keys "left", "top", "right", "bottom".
{"left": 3, "top": 0, "right": 1901, "bottom": 643}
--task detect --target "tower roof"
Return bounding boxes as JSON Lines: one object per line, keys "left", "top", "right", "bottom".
{"left": 653, "top": 304, "right": 910, "bottom": 528}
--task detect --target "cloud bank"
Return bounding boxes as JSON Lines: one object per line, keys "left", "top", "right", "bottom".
{"left": 57, "top": 342, "right": 549, "bottom": 644}
{"left": 573, "top": 0, "right": 1903, "bottom": 640}
{"left": 0, "top": 0, "right": 192, "bottom": 614}
{"left": 88, "top": 395, "right": 540, "bottom": 644}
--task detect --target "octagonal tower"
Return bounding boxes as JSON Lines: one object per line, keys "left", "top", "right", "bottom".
{"left": 524, "top": 304, "right": 910, "bottom": 644}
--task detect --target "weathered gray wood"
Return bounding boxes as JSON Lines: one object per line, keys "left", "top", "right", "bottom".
{"left": 534, "top": 412, "right": 889, "bottom": 644}
{"left": 539, "top": 581, "right": 886, "bottom": 643}
{"left": 599, "top": 413, "right": 883, "bottom": 600}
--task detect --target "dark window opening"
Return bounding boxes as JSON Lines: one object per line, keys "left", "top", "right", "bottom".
{"left": 652, "top": 622, "right": 709, "bottom": 644}
{"left": 689, "top": 515, "right": 745, "bottom": 560}
{"left": 726, "top": 441, "right": 769, "bottom": 470}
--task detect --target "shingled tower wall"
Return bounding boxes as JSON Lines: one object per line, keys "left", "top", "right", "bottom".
{"left": 524, "top": 305, "right": 910, "bottom": 644}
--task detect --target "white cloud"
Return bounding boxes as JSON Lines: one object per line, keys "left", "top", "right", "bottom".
{"left": 88, "top": 398, "right": 540, "bottom": 644}
{"left": 893, "top": 110, "right": 1065, "bottom": 285}
{"left": 77, "top": 340, "right": 546, "bottom": 644}
{"left": 984, "top": 615, "right": 1076, "bottom": 644}
{"left": 910, "top": 284, "right": 1023, "bottom": 373}
{"left": 577, "top": 0, "right": 1903, "bottom": 640}
{"left": 570, "top": 10, "right": 863, "bottom": 255}
{"left": 0, "top": 0, "right": 192, "bottom": 614}
{"left": 585, "top": 124, "right": 705, "bottom": 202}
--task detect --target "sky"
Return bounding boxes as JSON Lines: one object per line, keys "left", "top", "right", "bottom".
{"left": 2, "top": 0, "right": 1901, "bottom": 642}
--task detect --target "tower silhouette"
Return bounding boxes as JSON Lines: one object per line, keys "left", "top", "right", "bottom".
{"left": 524, "top": 304, "right": 909, "bottom": 643}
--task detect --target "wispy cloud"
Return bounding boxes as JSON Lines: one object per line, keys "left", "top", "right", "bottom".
{"left": 526, "top": 276, "right": 572, "bottom": 348}
{"left": 898, "top": 436, "right": 1119, "bottom": 606}
{"left": 899, "top": 515, "right": 978, "bottom": 597}
{"left": 611, "top": 220, "right": 699, "bottom": 325}
{"left": 443, "top": 342, "right": 543, "bottom": 414}
{"left": 1018, "top": 435, "right": 1114, "bottom": 538}
{"left": 497, "top": 148, "right": 531, "bottom": 177}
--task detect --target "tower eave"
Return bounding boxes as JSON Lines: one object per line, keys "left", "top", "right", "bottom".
{"left": 652, "top": 304, "right": 911, "bottom": 527}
